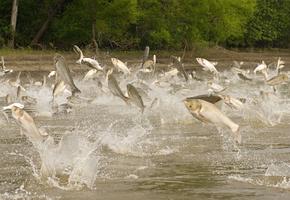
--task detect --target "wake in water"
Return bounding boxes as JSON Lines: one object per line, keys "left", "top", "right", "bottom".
{"left": 1, "top": 101, "right": 156, "bottom": 190}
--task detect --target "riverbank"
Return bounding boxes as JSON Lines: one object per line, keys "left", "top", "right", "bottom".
{"left": 1, "top": 47, "right": 290, "bottom": 71}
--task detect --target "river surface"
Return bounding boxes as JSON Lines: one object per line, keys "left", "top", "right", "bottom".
{"left": 1, "top": 58, "right": 290, "bottom": 200}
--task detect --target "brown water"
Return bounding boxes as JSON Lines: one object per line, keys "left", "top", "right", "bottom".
{"left": 1, "top": 60, "right": 290, "bottom": 200}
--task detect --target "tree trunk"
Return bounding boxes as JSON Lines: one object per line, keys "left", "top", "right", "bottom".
{"left": 30, "top": 17, "right": 53, "bottom": 46}
{"left": 30, "top": 0, "right": 66, "bottom": 46}
{"left": 8, "top": 0, "right": 18, "bottom": 48}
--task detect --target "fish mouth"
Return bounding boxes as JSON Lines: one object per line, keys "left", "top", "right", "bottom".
{"left": 182, "top": 99, "right": 190, "bottom": 107}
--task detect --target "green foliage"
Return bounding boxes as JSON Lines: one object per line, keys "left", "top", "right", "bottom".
{"left": 16, "top": 0, "right": 49, "bottom": 46}
{"left": 48, "top": 0, "right": 138, "bottom": 49}
{"left": 0, "top": 0, "right": 12, "bottom": 47}
{"left": 136, "top": 0, "right": 255, "bottom": 49}
{"left": 246, "top": 0, "right": 290, "bottom": 47}
{"left": 2, "top": 0, "right": 290, "bottom": 49}
{"left": 47, "top": 1, "right": 92, "bottom": 48}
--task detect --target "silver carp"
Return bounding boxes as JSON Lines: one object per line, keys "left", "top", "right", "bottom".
{"left": 108, "top": 74, "right": 129, "bottom": 104}
{"left": 127, "top": 84, "right": 145, "bottom": 113}
{"left": 171, "top": 56, "right": 188, "bottom": 81}
{"left": 184, "top": 98, "right": 241, "bottom": 144}
{"left": 3, "top": 103, "right": 48, "bottom": 144}
{"left": 54, "top": 54, "right": 81, "bottom": 95}
{"left": 141, "top": 46, "right": 150, "bottom": 68}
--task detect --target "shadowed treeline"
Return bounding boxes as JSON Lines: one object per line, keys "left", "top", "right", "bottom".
{"left": 1, "top": 0, "right": 290, "bottom": 50}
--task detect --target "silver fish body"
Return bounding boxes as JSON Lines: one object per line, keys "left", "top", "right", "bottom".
{"left": 127, "top": 84, "right": 145, "bottom": 113}
{"left": 54, "top": 54, "right": 81, "bottom": 95}
{"left": 184, "top": 98, "right": 241, "bottom": 144}
{"left": 142, "top": 46, "right": 150, "bottom": 68}
{"left": 52, "top": 80, "right": 66, "bottom": 98}
{"left": 266, "top": 74, "right": 288, "bottom": 86}
{"left": 108, "top": 74, "right": 129, "bottom": 104}
{"left": 10, "top": 106, "right": 47, "bottom": 143}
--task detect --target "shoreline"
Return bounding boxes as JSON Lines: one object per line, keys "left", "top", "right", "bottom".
{"left": 1, "top": 47, "right": 290, "bottom": 71}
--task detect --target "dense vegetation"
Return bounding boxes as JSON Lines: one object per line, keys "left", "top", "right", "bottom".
{"left": 0, "top": 0, "right": 290, "bottom": 50}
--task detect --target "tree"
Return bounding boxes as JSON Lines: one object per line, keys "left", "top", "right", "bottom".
{"left": 48, "top": 0, "right": 137, "bottom": 49}
{"left": 8, "top": 0, "right": 18, "bottom": 48}
{"left": 246, "top": 0, "right": 290, "bottom": 47}
{"left": 30, "top": 0, "right": 68, "bottom": 46}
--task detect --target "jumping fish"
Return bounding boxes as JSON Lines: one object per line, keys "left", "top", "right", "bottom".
{"left": 108, "top": 74, "right": 129, "bottom": 104}
{"left": 184, "top": 98, "right": 241, "bottom": 144}
{"left": 196, "top": 58, "right": 219, "bottom": 74}
{"left": 127, "top": 84, "right": 145, "bottom": 113}
{"left": 254, "top": 61, "right": 267, "bottom": 74}
{"left": 7, "top": 72, "right": 26, "bottom": 91}
{"left": 142, "top": 55, "right": 156, "bottom": 72}
{"left": 266, "top": 74, "right": 288, "bottom": 86}
{"left": 52, "top": 80, "right": 67, "bottom": 98}
{"left": 0, "top": 56, "right": 13, "bottom": 75}
{"left": 48, "top": 70, "right": 56, "bottom": 78}
{"left": 54, "top": 54, "right": 81, "bottom": 95}
{"left": 276, "top": 57, "right": 285, "bottom": 75}
{"left": 73, "top": 45, "right": 103, "bottom": 71}
{"left": 141, "top": 46, "right": 150, "bottom": 68}
{"left": 111, "top": 58, "right": 130, "bottom": 74}
{"left": 16, "top": 85, "right": 37, "bottom": 105}
{"left": 83, "top": 69, "right": 98, "bottom": 81}
{"left": 3, "top": 103, "right": 48, "bottom": 144}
